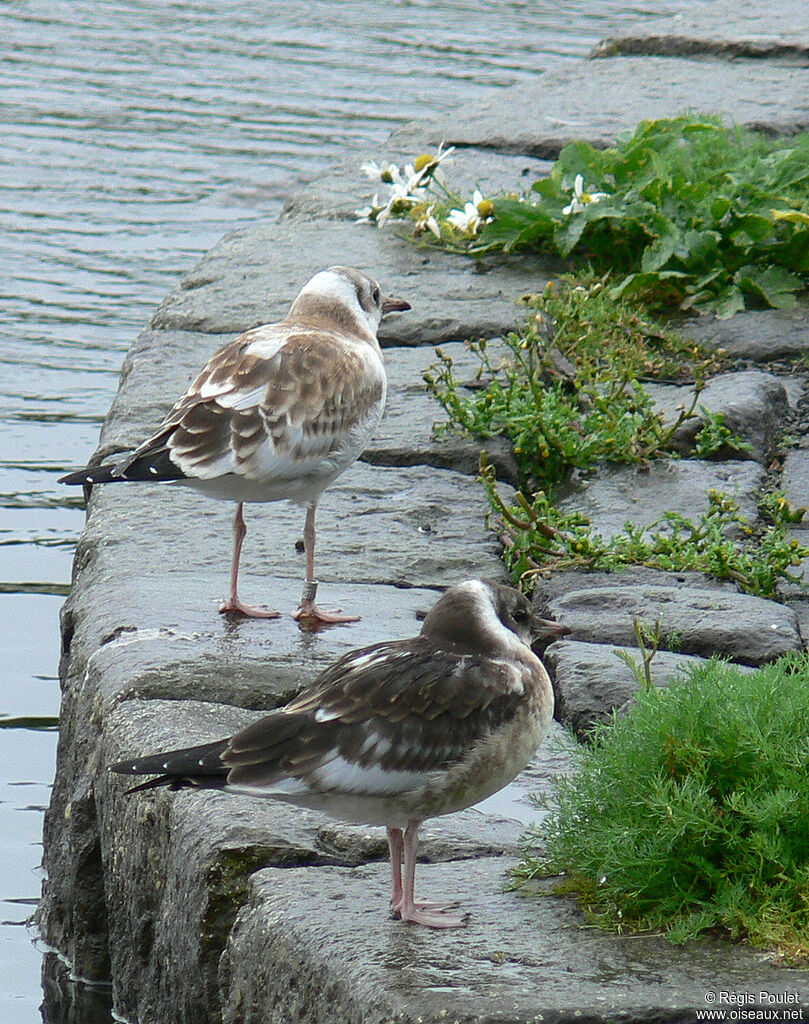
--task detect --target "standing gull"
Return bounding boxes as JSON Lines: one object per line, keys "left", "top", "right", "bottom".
{"left": 60, "top": 266, "right": 410, "bottom": 624}
{"left": 110, "top": 579, "right": 565, "bottom": 928}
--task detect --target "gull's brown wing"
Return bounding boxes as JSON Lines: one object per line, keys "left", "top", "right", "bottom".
{"left": 110, "top": 325, "right": 385, "bottom": 482}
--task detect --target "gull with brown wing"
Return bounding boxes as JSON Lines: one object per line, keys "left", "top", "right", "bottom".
{"left": 60, "top": 266, "right": 409, "bottom": 624}
{"left": 110, "top": 579, "right": 566, "bottom": 928}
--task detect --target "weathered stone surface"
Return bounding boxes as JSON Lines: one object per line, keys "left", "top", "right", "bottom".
{"left": 392, "top": 57, "right": 809, "bottom": 156}
{"left": 219, "top": 858, "right": 809, "bottom": 1024}
{"left": 148, "top": 218, "right": 551, "bottom": 342}
{"left": 544, "top": 638, "right": 752, "bottom": 738}
{"left": 592, "top": 0, "right": 809, "bottom": 62}
{"left": 544, "top": 583, "right": 801, "bottom": 666}
{"left": 781, "top": 450, "right": 809, "bottom": 525}
{"left": 557, "top": 458, "right": 766, "bottom": 539}
{"left": 646, "top": 370, "right": 789, "bottom": 464}
{"left": 365, "top": 342, "right": 520, "bottom": 484}
{"left": 76, "top": 461, "right": 505, "bottom": 596}
{"left": 532, "top": 566, "right": 731, "bottom": 608}
{"left": 685, "top": 307, "right": 809, "bottom": 362}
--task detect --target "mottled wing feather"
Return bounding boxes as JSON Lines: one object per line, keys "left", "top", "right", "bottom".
{"left": 222, "top": 640, "right": 527, "bottom": 790}
{"left": 117, "top": 328, "right": 384, "bottom": 481}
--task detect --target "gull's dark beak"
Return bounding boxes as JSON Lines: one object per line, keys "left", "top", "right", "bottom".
{"left": 530, "top": 615, "right": 572, "bottom": 650}
{"left": 381, "top": 296, "right": 411, "bottom": 315}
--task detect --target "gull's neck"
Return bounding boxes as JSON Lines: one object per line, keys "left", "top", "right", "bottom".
{"left": 286, "top": 276, "right": 379, "bottom": 344}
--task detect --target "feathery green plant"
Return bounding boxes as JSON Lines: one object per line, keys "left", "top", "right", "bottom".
{"left": 516, "top": 654, "right": 809, "bottom": 960}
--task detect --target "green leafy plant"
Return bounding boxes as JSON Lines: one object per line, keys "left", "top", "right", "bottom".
{"left": 484, "top": 467, "right": 809, "bottom": 599}
{"left": 424, "top": 276, "right": 723, "bottom": 490}
{"left": 614, "top": 617, "right": 665, "bottom": 692}
{"left": 692, "top": 409, "right": 754, "bottom": 459}
{"left": 515, "top": 653, "right": 809, "bottom": 960}
{"left": 363, "top": 118, "right": 809, "bottom": 316}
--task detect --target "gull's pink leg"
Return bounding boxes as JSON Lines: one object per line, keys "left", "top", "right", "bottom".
{"left": 395, "top": 821, "right": 469, "bottom": 928}
{"left": 219, "top": 503, "right": 280, "bottom": 619}
{"left": 387, "top": 827, "right": 404, "bottom": 910}
{"left": 294, "top": 503, "right": 359, "bottom": 626}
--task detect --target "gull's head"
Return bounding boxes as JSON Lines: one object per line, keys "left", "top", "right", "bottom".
{"left": 420, "top": 578, "right": 557, "bottom": 656}
{"left": 289, "top": 266, "right": 410, "bottom": 341}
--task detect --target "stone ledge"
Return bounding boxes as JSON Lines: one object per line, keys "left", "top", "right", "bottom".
{"left": 556, "top": 459, "right": 766, "bottom": 542}
{"left": 391, "top": 57, "right": 809, "bottom": 157}
{"left": 544, "top": 638, "right": 754, "bottom": 738}
{"left": 219, "top": 858, "right": 809, "bottom": 1024}
{"left": 149, "top": 219, "right": 550, "bottom": 341}
{"left": 591, "top": 0, "right": 809, "bottom": 63}
{"left": 543, "top": 582, "right": 801, "bottom": 667}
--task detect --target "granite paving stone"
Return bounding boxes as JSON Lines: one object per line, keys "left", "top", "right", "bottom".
{"left": 556, "top": 458, "right": 766, "bottom": 540}
{"left": 781, "top": 450, "right": 809, "bottom": 524}
{"left": 684, "top": 307, "right": 809, "bottom": 362}
{"left": 149, "top": 219, "right": 551, "bottom": 343}
{"left": 591, "top": 0, "right": 809, "bottom": 61}
{"left": 392, "top": 57, "right": 809, "bottom": 157}
{"left": 545, "top": 583, "right": 801, "bottom": 666}
{"left": 646, "top": 370, "right": 789, "bottom": 464}
{"left": 544, "top": 638, "right": 753, "bottom": 738}
{"left": 219, "top": 859, "right": 809, "bottom": 1024}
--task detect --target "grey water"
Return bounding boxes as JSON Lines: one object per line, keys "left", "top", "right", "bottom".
{"left": 1, "top": 1, "right": 698, "bottom": 1019}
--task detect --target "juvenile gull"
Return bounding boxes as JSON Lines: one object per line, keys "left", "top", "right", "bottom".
{"left": 60, "top": 266, "right": 410, "bottom": 624}
{"left": 109, "top": 579, "right": 563, "bottom": 928}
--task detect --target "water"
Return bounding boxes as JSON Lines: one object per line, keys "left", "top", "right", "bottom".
{"left": 1, "top": 1, "right": 698, "bottom": 1019}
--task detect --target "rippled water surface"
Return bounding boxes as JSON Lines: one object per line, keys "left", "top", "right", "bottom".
{"left": 2, "top": 1, "right": 697, "bottom": 1019}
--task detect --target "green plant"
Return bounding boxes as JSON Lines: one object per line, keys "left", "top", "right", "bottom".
{"left": 484, "top": 466, "right": 809, "bottom": 599}
{"left": 424, "top": 276, "right": 722, "bottom": 490}
{"left": 378, "top": 118, "right": 809, "bottom": 317}
{"left": 692, "top": 409, "right": 754, "bottom": 459}
{"left": 515, "top": 653, "right": 809, "bottom": 960}
{"left": 614, "top": 617, "right": 665, "bottom": 692}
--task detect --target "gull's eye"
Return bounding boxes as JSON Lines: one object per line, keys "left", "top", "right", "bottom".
{"left": 372, "top": 286, "right": 380, "bottom": 305}
{"left": 512, "top": 606, "right": 528, "bottom": 622}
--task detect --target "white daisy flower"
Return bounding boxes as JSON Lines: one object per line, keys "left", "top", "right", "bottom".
{"left": 354, "top": 193, "right": 382, "bottom": 223}
{"left": 413, "top": 204, "right": 441, "bottom": 239}
{"left": 360, "top": 161, "right": 403, "bottom": 186}
{"left": 446, "top": 189, "right": 494, "bottom": 235}
{"left": 562, "top": 173, "right": 608, "bottom": 215}
{"left": 376, "top": 181, "right": 425, "bottom": 227}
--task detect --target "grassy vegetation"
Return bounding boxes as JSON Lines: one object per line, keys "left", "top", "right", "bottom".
{"left": 515, "top": 654, "right": 809, "bottom": 960}
{"left": 424, "top": 276, "right": 809, "bottom": 598}
{"left": 425, "top": 275, "right": 726, "bottom": 492}
{"left": 483, "top": 471, "right": 809, "bottom": 599}
{"left": 378, "top": 117, "right": 809, "bottom": 317}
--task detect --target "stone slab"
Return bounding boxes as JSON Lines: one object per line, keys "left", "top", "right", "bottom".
{"left": 392, "top": 57, "right": 809, "bottom": 157}
{"left": 646, "top": 370, "right": 789, "bottom": 464}
{"left": 544, "top": 639, "right": 747, "bottom": 738}
{"left": 368, "top": 341, "right": 520, "bottom": 483}
{"left": 544, "top": 583, "right": 801, "bottom": 667}
{"left": 557, "top": 458, "right": 766, "bottom": 540}
{"left": 592, "top": 0, "right": 809, "bottom": 62}
{"left": 219, "top": 858, "right": 809, "bottom": 1024}
{"left": 148, "top": 219, "right": 551, "bottom": 343}
{"left": 685, "top": 308, "right": 809, "bottom": 362}
{"left": 532, "top": 567, "right": 732, "bottom": 609}
{"left": 75, "top": 461, "right": 506, "bottom": 597}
